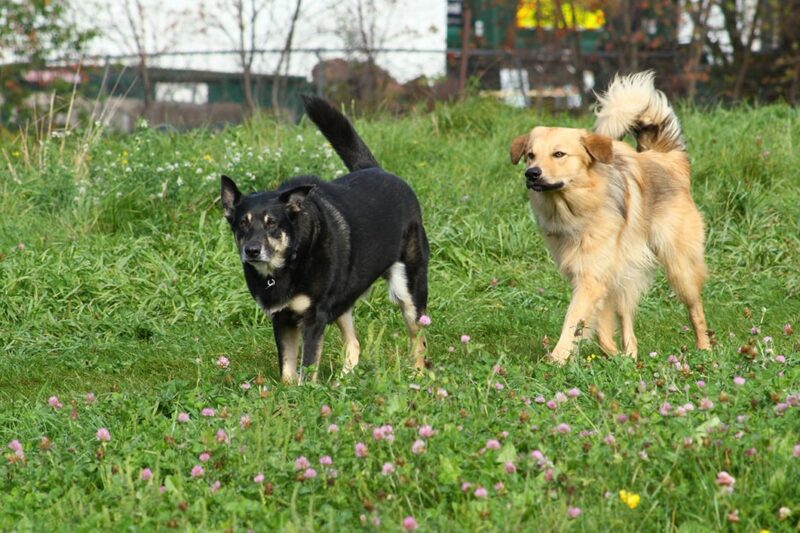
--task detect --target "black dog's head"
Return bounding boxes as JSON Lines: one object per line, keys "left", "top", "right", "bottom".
{"left": 220, "top": 175, "right": 314, "bottom": 276}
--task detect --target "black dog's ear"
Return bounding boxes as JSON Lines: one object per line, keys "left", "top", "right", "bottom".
{"left": 279, "top": 185, "right": 315, "bottom": 214}
{"left": 220, "top": 175, "right": 241, "bottom": 221}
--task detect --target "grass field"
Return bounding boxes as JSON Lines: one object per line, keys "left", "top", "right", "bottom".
{"left": 1, "top": 99, "right": 798, "bottom": 531}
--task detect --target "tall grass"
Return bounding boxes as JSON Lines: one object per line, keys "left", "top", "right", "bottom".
{"left": 0, "top": 99, "right": 798, "bottom": 531}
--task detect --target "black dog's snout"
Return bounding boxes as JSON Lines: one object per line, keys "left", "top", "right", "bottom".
{"left": 244, "top": 244, "right": 261, "bottom": 258}
{"left": 525, "top": 167, "right": 542, "bottom": 180}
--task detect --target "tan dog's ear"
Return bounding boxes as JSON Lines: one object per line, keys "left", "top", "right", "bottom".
{"left": 509, "top": 134, "right": 529, "bottom": 165}
{"left": 581, "top": 134, "right": 613, "bottom": 164}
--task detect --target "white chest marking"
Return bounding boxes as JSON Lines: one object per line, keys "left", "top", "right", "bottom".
{"left": 265, "top": 294, "right": 312, "bottom": 316}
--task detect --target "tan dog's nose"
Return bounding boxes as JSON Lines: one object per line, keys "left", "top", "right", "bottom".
{"left": 525, "top": 167, "right": 542, "bottom": 179}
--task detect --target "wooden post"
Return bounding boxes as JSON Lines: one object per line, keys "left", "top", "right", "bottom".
{"left": 458, "top": 2, "right": 472, "bottom": 97}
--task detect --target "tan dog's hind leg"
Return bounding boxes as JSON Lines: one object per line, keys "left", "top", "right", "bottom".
{"left": 617, "top": 307, "right": 638, "bottom": 358}
{"left": 549, "top": 279, "right": 607, "bottom": 365}
{"left": 336, "top": 308, "right": 361, "bottom": 374}
{"left": 688, "top": 300, "right": 710, "bottom": 349}
{"left": 664, "top": 255, "right": 711, "bottom": 350}
{"left": 657, "top": 210, "right": 711, "bottom": 351}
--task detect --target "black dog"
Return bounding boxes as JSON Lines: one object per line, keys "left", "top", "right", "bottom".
{"left": 221, "top": 96, "right": 429, "bottom": 383}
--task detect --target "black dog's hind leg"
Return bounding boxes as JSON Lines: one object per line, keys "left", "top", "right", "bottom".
{"left": 273, "top": 313, "right": 300, "bottom": 384}
{"left": 390, "top": 223, "right": 430, "bottom": 369}
{"left": 403, "top": 260, "right": 429, "bottom": 369}
{"left": 299, "top": 320, "right": 326, "bottom": 383}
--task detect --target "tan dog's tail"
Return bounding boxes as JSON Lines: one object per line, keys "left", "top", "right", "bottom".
{"left": 594, "top": 71, "right": 684, "bottom": 153}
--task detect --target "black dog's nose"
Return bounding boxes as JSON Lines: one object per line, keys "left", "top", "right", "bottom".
{"left": 244, "top": 244, "right": 261, "bottom": 258}
{"left": 525, "top": 167, "right": 542, "bottom": 180}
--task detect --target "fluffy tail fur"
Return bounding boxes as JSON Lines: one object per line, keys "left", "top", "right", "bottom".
{"left": 594, "top": 71, "right": 685, "bottom": 153}
{"left": 301, "top": 95, "right": 380, "bottom": 171}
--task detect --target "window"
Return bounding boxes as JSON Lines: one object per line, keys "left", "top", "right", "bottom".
{"left": 499, "top": 68, "right": 530, "bottom": 108}
{"left": 155, "top": 82, "right": 209, "bottom": 104}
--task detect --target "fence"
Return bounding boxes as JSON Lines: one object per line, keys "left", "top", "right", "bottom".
{"left": 58, "top": 46, "right": 661, "bottom": 114}
{"left": 16, "top": 38, "right": 797, "bottom": 132}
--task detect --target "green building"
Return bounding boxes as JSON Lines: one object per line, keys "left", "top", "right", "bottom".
{"left": 91, "top": 66, "right": 311, "bottom": 116}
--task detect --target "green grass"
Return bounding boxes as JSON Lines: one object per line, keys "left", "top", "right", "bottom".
{"left": 1, "top": 99, "right": 799, "bottom": 531}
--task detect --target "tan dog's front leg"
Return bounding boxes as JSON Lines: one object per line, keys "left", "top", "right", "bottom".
{"left": 549, "top": 279, "right": 607, "bottom": 365}
{"left": 595, "top": 298, "right": 619, "bottom": 356}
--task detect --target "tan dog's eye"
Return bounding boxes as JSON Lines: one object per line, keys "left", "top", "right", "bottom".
{"left": 527, "top": 152, "right": 534, "bottom": 160}
{"left": 553, "top": 151, "right": 566, "bottom": 158}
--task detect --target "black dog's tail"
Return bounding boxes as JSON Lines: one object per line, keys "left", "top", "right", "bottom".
{"left": 301, "top": 95, "right": 380, "bottom": 172}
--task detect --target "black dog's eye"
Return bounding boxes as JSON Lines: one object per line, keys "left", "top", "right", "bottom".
{"left": 264, "top": 217, "right": 276, "bottom": 229}
{"left": 239, "top": 218, "right": 250, "bottom": 230}
{"left": 553, "top": 151, "right": 566, "bottom": 158}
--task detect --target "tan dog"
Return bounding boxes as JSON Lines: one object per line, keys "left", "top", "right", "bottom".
{"left": 510, "top": 71, "right": 711, "bottom": 365}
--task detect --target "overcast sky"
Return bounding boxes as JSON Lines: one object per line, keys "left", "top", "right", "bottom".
{"left": 79, "top": 0, "right": 446, "bottom": 83}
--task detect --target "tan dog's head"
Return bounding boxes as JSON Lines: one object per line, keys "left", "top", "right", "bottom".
{"left": 510, "top": 127, "right": 613, "bottom": 192}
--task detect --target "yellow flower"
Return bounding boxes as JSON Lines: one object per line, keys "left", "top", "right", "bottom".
{"left": 619, "top": 489, "right": 640, "bottom": 509}
{"left": 203, "top": 154, "right": 213, "bottom": 162}
{"left": 627, "top": 494, "right": 640, "bottom": 509}
{"left": 760, "top": 530, "right": 771, "bottom": 533}
{"left": 11, "top": 150, "right": 20, "bottom": 157}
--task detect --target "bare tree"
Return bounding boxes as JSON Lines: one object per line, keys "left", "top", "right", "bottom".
{"left": 87, "top": 0, "right": 189, "bottom": 112}
{"left": 729, "top": 0, "right": 766, "bottom": 100}
{"left": 784, "top": 2, "right": 800, "bottom": 104}
{"left": 683, "top": 0, "right": 717, "bottom": 99}
{"left": 124, "top": 1, "right": 153, "bottom": 110}
{"left": 618, "top": 0, "right": 639, "bottom": 72}
{"left": 553, "top": 0, "right": 588, "bottom": 111}
{"left": 341, "top": 0, "right": 381, "bottom": 99}
{"left": 332, "top": 0, "right": 412, "bottom": 102}
{"left": 211, "top": 0, "right": 271, "bottom": 114}
{"left": 271, "top": 0, "right": 303, "bottom": 114}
